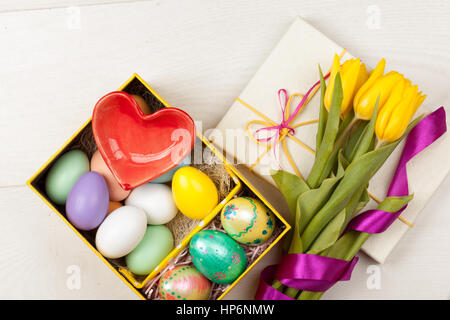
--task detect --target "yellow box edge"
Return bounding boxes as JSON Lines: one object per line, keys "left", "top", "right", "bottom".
{"left": 26, "top": 73, "right": 292, "bottom": 301}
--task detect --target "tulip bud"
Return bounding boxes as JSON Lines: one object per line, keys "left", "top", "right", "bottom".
{"left": 324, "top": 55, "right": 368, "bottom": 115}
{"left": 352, "top": 58, "right": 401, "bottom": 120}
{"left": 375, "top": 77, "right": 426, "bottom": 143}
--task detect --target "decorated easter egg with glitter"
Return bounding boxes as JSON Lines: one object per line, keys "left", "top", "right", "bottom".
{"left": 158, "top": 266, "right": 211, "bottom": 300}
{"left": 221, "top": 197, "right": 275, "bottom": 246}
{"left": 189, "top": 230, "right": 247, "bottom": 284}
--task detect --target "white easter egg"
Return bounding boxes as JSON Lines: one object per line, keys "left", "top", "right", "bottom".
{"left": 95, "top": 206, "right": 147, "bottom": 259}
{"left": 125, "top": 183, "right": 177, "bottom": 225}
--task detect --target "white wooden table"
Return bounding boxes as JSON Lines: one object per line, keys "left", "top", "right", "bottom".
{"left": 0, "top": 0, "right": 449, "bottom": 300}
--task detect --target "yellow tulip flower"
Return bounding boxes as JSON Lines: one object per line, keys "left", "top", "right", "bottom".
{"left": 324, "top": 55, "right": 369, "bottom": 115}
{"left": 353, "top": 59, "right": 411, "bottom": 120}
{"left": 375, "top": 77, "right": 426, "bottom": 143}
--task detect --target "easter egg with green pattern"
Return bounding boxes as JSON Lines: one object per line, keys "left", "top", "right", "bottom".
{"left": 158, "top": 265, "right": 211, "bottom": 300}
{"left": 220, "top": 197, "right": 275, "bottom": 246}
{"left": 189, "top": 230, "right": 247, "bottom": 284}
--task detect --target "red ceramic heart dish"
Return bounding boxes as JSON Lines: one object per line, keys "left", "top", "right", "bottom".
{"left": 92, "top": 91, "right": 196, "bottom": 190}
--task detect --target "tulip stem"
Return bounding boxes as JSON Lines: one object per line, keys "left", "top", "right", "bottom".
{"left": 375, "top": 139, "right": 385, "bottom": 150}
{"left": 337, "top": 117, "right": 359, "bottom": 146}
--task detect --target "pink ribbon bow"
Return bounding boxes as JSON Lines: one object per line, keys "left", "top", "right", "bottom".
{"left": 254, "top": 74, "right": 330, "bottom": 163}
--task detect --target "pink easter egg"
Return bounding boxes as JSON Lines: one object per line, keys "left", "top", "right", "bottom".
{"left": 158, "top": 265, "right": 211, "bottom": 300}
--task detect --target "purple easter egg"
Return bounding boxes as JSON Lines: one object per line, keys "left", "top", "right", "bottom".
{"left": 66, "top": 171, "right": 109, "bottom": 230}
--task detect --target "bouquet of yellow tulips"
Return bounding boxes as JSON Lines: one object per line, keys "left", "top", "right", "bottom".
{"left": 268, "top": 54, "right": 428, "bottom": 300}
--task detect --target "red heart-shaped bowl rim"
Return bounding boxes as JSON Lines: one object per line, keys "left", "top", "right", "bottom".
{"left": 92, "top": 91, "right": 196, "bottom": 190}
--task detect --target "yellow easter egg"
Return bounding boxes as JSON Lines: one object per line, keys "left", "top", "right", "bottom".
{"left": 172, "top": 166, "right": 218, "bottom": 220}
{"left": 220, "top": 197, "right": 276, "bottom": 245}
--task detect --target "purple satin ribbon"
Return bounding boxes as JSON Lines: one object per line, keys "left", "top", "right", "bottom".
{"left": 255, "top": 107, "right": 447, "bottom": 300}
{"left": 276, "top": 254, "right": 358, "bottom": 291}
{"left": 347, "top": 107, "right": 447, "bottom": 234}
{"left": 254, "top": 255, "right": 358, "bottom": 300}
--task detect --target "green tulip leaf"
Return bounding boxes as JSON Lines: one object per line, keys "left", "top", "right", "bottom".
{"left": 271, "top": 169, "right": 309, "bottom": 219}
{"left": 271, "top": 170, "right": 310, "bottom": 253}
{"left": 326, "top": 149, "right": 349, "bottom": 182}
{"left": 307, "top": 72, "right": 343, "bottom": 189}
{"left": 316, "top": 65, "right": 328, "bottom": 150}
{"left": 296, "top": 115, "right": 422, "bottom": 301}
{"left": 301, "top": 134, "right": 408, "bottom": 250}
{"left": 300, "top": 112, "right": 423, "bottom": 251}
{"left": 287, "top": 199, "right": 304, "bottom": 254}
{"left": 306, "top": 180, "right": 370, "bottom": 256}
{"left": 317, "top": 142, "right": 346, "bottom": 183}
{"left": 326, "top": 193, "right": 414, "bottom": 262}
{"left": 327, "top": 230, "right": 368, "bottom": 261}
{"left": 298, "top": 162, "right": 345, "bottom": 235}
{"left": 307, "top": 209, "right": 346, "bottom": 255}
{"left": 341, "top": 184, "right": 367, "bottom": 231}
{"left": 315, "top": 85, "right": 356, "bottom": 184}
{"left": 337, "top": 109, "right": 355, "bottom": 137}
{"left": 354, "top": 187, "right": 370, "bottom": 216}
{"left": 378, "top": 194, "right": 414, "bottom": 212}
{"left": 350, "top": 96, "right": 379, "bottom": 162}
{"left": 344, "top": 121, "right": 367, "bottom": 160}
{"left": 338, "top": 150, "right": 350, "bottom": 170}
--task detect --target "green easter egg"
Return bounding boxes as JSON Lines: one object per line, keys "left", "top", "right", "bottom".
{"left": 189, "top": 230, "right": 247, "bottom": 284}
{"left": 125, "top": 225, "right": 174, "bottom": 276}
{"left": 45, "top": 150, "right": 90, "bottom": 205}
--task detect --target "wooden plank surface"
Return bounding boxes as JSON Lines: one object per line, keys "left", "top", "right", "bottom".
{"left": 0, "top": 1, "right": 145, "bottom": 12}
{"left": 0, "top": 0, "right": 449, "bottom": 299}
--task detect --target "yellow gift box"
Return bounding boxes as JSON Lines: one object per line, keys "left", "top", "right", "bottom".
{"left": 27, "top": 74, "right": 290, "bottom": 300}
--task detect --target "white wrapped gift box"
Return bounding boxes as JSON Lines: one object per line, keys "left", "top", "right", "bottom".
{"left": 208, "top": 17, "right": 449, "bottom": 263}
